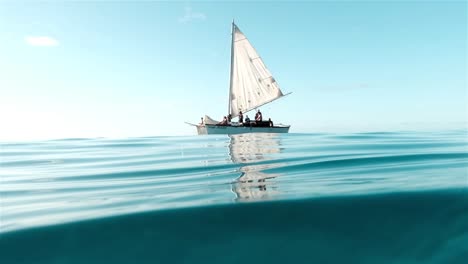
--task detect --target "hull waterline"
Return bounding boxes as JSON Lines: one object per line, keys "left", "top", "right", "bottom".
{"left": 197, "top": 124, "right": 290, "bottom": 135}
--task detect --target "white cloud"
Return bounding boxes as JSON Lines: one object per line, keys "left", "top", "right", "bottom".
{"left": 25, "top": 36, "right": 59, "bottom": 47}
{"left": 179, "top": 7, "right": 206, "bottom": 23}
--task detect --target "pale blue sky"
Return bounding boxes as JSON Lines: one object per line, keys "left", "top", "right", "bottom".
{"left": 0, "top": 1, "right": 466, "bottom": 140}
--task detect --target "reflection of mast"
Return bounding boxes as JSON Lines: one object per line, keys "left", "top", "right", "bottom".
{"left": 229, "top": 133, "right": 282, "bottom": 201}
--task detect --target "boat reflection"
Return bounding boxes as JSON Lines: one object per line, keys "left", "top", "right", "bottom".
{"left": 229, "top": 133, "right": 283, "bottom": 201}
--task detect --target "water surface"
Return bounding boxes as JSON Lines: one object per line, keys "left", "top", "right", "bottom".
{"left": 1, "top": 131, "right": 467, "bottom": 263}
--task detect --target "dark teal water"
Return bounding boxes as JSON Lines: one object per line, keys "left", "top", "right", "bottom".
{"left": 1, "top": 131, "right": 467, "bottom": 263}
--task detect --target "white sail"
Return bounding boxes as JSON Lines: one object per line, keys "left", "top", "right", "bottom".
{"left": 203, "top": 115, "right": 219, "bottom": 125}
{"left": 229, "top": 24, "right": 285, "bottom": 117}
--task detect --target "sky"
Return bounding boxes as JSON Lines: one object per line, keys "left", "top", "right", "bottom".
{"left": 0, "top": 0, "right": 466, "bottom": 140}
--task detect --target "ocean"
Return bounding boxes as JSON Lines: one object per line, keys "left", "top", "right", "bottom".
{"left": 1, "top": 131, "right": 467, "bottom": 263}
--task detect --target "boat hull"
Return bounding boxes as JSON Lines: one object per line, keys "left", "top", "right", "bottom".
{"left": 197, "top": 124, "right": 290, "bottom": 135}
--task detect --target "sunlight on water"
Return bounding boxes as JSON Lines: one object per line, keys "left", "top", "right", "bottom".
{"left": 1, "top": 131, "right": 467, "bottom": 264}
{"left": 1, "top": 131, "right": 467, "bottom": 233}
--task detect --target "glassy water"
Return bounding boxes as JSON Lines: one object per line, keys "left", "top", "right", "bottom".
{"left": 1, "top": 131, "right": 467, "bottom": 263}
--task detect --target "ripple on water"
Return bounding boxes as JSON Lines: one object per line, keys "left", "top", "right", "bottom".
{"left": 1, "top": 131, "right": 467, "bottom": 233}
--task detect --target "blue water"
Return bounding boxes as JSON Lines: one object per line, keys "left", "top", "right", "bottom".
{"left": 1, "top": 131, "right": 467, "bottom": 263}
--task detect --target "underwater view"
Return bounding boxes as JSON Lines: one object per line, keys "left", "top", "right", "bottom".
{"left": 1, "top": 131, "right": 467, "bottom": 263}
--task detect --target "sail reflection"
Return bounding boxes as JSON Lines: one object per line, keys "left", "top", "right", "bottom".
{"left": 229, "top": 133, "right": 283, "bottom": 201}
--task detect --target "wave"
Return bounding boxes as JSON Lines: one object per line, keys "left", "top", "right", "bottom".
{"left": 1, "top": 189, "right": 467, "bottom": 264}
{"left": 1, "top": 131, "right": 467, "bottom": 253}
{"left": 266, "top": 153, "right": 468, "bottom": 173}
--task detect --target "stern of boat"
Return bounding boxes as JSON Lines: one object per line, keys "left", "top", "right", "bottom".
{"left": 196, "top": 125, "right": 208, "bottom": 135}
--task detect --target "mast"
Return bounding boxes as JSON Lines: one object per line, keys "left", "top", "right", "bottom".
{"left": 228, "top": 20, "right": 235, "bottom": 116}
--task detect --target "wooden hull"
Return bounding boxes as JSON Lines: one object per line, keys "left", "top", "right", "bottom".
{"left": 197, "top": 124, "right": 290, "bottom": 135}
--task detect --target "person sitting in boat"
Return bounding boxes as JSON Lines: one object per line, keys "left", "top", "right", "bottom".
{"left": 218, "top": 116, "right": 228, "bottom": 126}
{"left": 269, "top": 118, "right": 274, "bottom": 127}
{"left": 255, "top": 110, "right": 262, "bottom": 122}
{"left": 244, "top": 115, "right": 250, "bottom": 126}
{"left": 238, "top": 111, "right": 243, "bottom": 124}
{"left": 227, "top": 114, "right": 232, "bottom": 124}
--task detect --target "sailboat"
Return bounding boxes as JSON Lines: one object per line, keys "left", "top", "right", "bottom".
{"left": 189, "top": 22, "right": 291, "bottom": 135}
